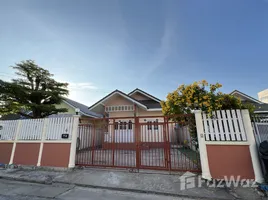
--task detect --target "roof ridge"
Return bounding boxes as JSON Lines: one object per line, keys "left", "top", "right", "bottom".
{"left": 230, "top": 90, "right": 263, "bottom": 104}
{"left": 88, "top": 89, "right": 149, "bottom": 110}
{"left": 128, "top": 88, "right": 161, "bottom": 102}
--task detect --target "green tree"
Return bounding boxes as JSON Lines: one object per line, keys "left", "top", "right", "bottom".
{"left": 160, "top": 80, "right": 253, "bottom": 144}
{"left": 161, "top": 80, "right": 244, "bottom": 116}
{"left": 0, "top": 60, "right": 69, "bottom": 118}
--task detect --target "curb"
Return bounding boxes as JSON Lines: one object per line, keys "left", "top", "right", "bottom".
{"left": 0, "top": 175, "right": 232, "bottom": 200}
{"left": 0, "top": 175, "right": 53, "bottom": 185}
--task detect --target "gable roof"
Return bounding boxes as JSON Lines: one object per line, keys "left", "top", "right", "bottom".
{"left": 230, "top": 90, "right": 268, "bottom": 113}
{"left": 230, "top": 90, "right": 264, "bottom": 104}
{"left": 128, "top": 88, "right": 161, "bottom": 103}
{"left": 62, "top": 97, "right": 102, "bottom": 118}
{"left": 137, "top": 100, "right": 161, "bottom": 109}
{"left": 88, "top": 89, "right": 162, "bottom": 111}
{"left": 88, "top": 90, "right": 148, "bottom": 110}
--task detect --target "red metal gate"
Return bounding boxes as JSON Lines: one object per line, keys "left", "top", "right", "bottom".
{"left": 75, "top": 115, "right": 201, "bottom": 172}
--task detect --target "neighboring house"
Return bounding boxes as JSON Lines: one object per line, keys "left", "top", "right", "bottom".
{"left": 88, "top": 88, "right": 175, "bottom": 148}
{"left": 231, "top": 90, "right": 268, "bottom": 114}
{"left": 52, "top": 97, "right": 102, "bottom": 122}
{"left": 0, "top": 97, "right": 101, "bottom": 121}
{"left": 258, "top": 89, "right": 268, "bottom": 103}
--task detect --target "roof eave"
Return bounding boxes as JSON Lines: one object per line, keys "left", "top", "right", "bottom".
{"left": 128, "top": 88, "right": 161, "bottom": 103}
{"left": 79, "top": 111, "right": 102, "bottom": 118}
{"left": 62, "top": 99, "right": 101, "bottom": 118}
{"left": 88, "top": 90, "right": 148, "bottom": 111}
{"left": 147, "top": 108, "right": 162, "bottom": 111}
{"left": 230, "top": 90, "right": 263, "bottom": 104}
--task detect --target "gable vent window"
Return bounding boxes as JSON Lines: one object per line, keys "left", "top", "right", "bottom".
{"left": 105, "top": 105, "right": 134, "bottom": 112}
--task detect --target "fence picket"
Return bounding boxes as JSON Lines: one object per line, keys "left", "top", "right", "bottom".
{"left": 202, "top": 113, "right": 210, "bottom": 141}
{"left": 226, "top": 110, "right": 236, "bottom": 141}
{"left": 0, "top": 120, "right": 18, "bottom": 140}
{"left": 231, "top": 110, "right": 241, "bottom": 141}
{"left": 216, "top": 110, "right": 224, "bottom": 140}
{"left": 221, "top": 110, "right": 230, "bottom": 141}
{"left": 202, "top": 110, "right": 248, "bottom": 142}
{"left": 0, "top": 117, "right": 74, "bottom": 141}
{"left": 212, "top": 111, "right": 220, "bottom": 141}
{"left": 237, "top": 110, "right": 247, "bottom": 141}
{"left": 207, "top": 115, "right": 215, "bottom": 141}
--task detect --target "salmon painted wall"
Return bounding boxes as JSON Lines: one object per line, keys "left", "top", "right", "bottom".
{"left": 13, "top": 143, "right": 40, "bottom": 166}
{"left": 0, "top": 143, "right": 13, "bottom": 164}
{"left": 137, "top": 108, "right": 162, "bottom": 116}
{"left": 109, "top": 111, "right": 135, "bottom": 118}
{"left": 108, "top": 108, "right": 162, "bottom": 118}
{"left": 104, "top": 94, "right": 133, "bottom": 106}
{"left": 0, "top": 141, "right": 72, "bottom": 168}
{"left": 96, "top": 92, "right": 163, "bottom": 119}
{"left": 206, "top": 145, "right": 255, "bottom": 180}
{"left": 41, "top": 143, "right": 71, "bottom": 168}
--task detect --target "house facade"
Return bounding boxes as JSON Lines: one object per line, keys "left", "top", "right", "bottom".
{"left": 89, "top": 88, "right": 163, "bottom": 118}
{"left": 258, "top": 89, "right": 268, "bottom": 104}
{"left": 0, "top": 97, "right": 101, "bottom": 121}
{"left": 231, "top": 90, "right": 268, "bottom": 114}
{"left": 53, "top": 97, "right": 102, "bottom": 122}
{"left": 88, "top": 89, "right": 175, "bottom": 149}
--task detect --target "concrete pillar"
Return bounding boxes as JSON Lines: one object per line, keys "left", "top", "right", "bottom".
{"left": 241, "top": 109, "right": 264, "bottom": 183}
{"left": 194, "top": 110, "right": 212, "bottom": 180}
{"left": 9, "top": 120, "right": 21, "bottom": 165}
{"left": 37, "top": 118, "right": 48, "bottom": 166}
{"left": 68, "top": 115, "right": 80, "bottom": 168}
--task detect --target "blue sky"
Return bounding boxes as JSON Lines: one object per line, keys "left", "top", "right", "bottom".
{"left": 0, "top": 0, "right": 267, "bottom": 106}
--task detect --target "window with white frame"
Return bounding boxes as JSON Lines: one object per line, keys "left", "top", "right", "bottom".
{"left": 147, "top": 120, "right": 158, "bottom": 130}
{"left": 105, "top": 105, "right": 134, "bottom": 112}
{"left": 114, "top": 120, "right": 133, "bottom": 130}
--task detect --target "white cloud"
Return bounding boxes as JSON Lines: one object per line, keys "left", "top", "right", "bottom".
{"left": 67, "top": 82, "right": 105, "bottom": 107}
{"left": 68, "top": 82, "right": 98, "bottom": 91}
{"left": 141, "top": 19, "right": 176, "bottom": 80}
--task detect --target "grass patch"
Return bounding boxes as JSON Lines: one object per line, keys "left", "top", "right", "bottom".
{"left": 178, "top": 147, "right": 200, "bottom": 164}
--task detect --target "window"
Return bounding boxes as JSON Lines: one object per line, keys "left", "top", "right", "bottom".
{"left": 147, "top": 120, "right": 158, "bottom": 130}
{"left": 119, "top": 122, "right": 127, "bottom": 130}
{"left": 105, "top": 105, "right": 134, "bottom": 112}
{"left": 128, "top": 120, "right": 132, "bottom": 130}
{"left": 147, "top": 121, "right": 152, "bottom": 130}
{"left": 153, "top": 120, "right": 158, "bottom": 130}
{"left": 114, "top": 122, "right": 118, "bottom": 130}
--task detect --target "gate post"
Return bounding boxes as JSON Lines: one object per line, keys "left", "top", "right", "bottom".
{"left": 194, "top": 110, "right": 212, "bottom": 180}
{"left": 135, "top": 116, "right": 140, "bottom": 170}
{"left": 241, "top": 110, "right": 264, "bottom": 183}
{"left": 68, "top": 115, "right": 80, "bottom": 168}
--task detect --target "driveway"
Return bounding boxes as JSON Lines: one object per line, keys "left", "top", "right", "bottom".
{"left": 76, "top": 148, "right": 200, "bottom": 171}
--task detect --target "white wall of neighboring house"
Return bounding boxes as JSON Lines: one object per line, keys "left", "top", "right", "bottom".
{"left": 258, "top": 89, "right": 268, "bottom": 103}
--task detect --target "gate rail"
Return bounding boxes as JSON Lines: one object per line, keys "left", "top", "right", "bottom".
{"left": 75, "top": 115, "right": 201, "bottom": 172}
{"left": 252, "top": 113, "right": 268, "bottom": 176}
{"left": 252, "top": 114, "right": 268, "bottom": 145}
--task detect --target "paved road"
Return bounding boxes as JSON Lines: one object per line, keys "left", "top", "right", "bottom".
{"left": 0, "top": 179, "right": 197, "bottom": 200}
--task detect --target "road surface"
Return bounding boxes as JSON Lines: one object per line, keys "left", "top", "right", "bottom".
{"left": 0, "top": 179, "right": 197, "bottom": 200}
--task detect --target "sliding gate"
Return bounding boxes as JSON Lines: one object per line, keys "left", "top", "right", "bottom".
{"left": 75, "top": 115, "right": 201, "bottom": 172}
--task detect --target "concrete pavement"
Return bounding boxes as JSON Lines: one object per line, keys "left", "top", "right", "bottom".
{"left": 0, "top": 179, "right": 198, "bottom": 200}
{"left": 0, "top": 167, "right": 265, "bottom": 199}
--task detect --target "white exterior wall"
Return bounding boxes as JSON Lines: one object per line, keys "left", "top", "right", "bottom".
{"left": 258, "top": 89, "right": 268, "bottom": 103}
